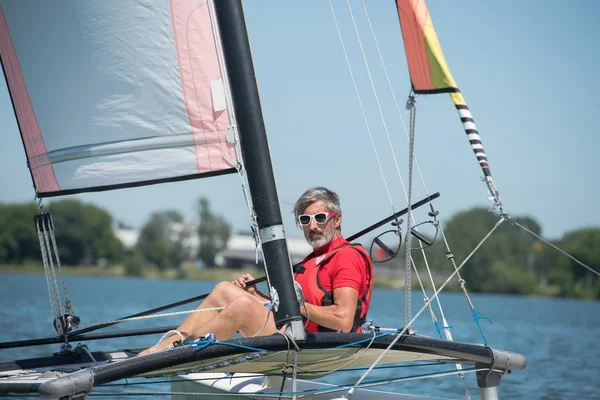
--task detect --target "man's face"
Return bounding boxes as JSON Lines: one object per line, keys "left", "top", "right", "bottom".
{"left": 299, "top": 200, "right": 341, "bottom": 249}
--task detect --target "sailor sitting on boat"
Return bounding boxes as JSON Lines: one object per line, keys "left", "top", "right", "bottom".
{"left": 139, "top": 187, "right": 373, "bottom": 355}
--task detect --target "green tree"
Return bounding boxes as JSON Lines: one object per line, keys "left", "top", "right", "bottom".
{"left": 47, "top": 200, "right": 124, "bottom": 265}
{"left": 137, "top": 210, "right": 191, "bottom": 270}
{"left": 123, "top": 250, "right": 145, "bottom": 277}
{"left": 547, "top": 228, "right": 600, "bottom": 298}
{"left": 0, "top": 200, "right": 123, "bottom": 266}
{"left": 434, "top": 208, "right": 540, "bottom": 294}
{"left": 0, "top": 202, "right": 41, "bottom": 264}
{"left": 198, "top": 197, "right": 231, "bottom": 268}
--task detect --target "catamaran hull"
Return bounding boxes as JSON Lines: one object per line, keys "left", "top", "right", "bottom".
{"left": 171, "top": 372, "right": 452, "bottom": 400}
{"left": 0, "top": 332, "right": 525, "bottom": 399}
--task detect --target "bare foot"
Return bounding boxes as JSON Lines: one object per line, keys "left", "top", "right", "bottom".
{"left": 138, "top": 330, "right": 185, "bottom": 356}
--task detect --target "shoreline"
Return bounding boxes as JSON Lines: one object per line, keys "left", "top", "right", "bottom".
{"left": 0, "top": 264, "right": 569, "bottom": 298}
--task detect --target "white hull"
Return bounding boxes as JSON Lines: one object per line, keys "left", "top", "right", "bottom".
{"left": 171, "top": 373, "right": 452, "bottom": 400}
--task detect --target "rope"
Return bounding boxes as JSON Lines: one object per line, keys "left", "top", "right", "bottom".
{"left": 47, "top": 216, "right": 73, "bottom": 315}
{"left": 75, "top": 307, "right": 226, "bottom": 330}
{"left": 149, "top": 330, "right": 185, "bottom": 354}
{"left": 77, "top": 294, "right": 272, "bottom": 332}
{"left": 36, "top": 214, "right": 63, "bottom": 321}
{"left": 251, "top": 304, "right": 273, "bottom": 337}
{"left": 42, "top": 220, "right": 64, "bottom": 317}
{"left": 36, "top": 219, "right": 60, "bottom": 320}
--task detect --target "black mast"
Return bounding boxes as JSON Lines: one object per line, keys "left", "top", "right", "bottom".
{"left": 213, "top": 0, "right": 305, "bottom": 338}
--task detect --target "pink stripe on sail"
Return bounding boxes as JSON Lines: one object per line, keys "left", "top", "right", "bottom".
{"left": 170, "top": 0, "right": 235, "bottom": 174}
{"left": 0, "top": 6, "right": 59, "bottom": 194}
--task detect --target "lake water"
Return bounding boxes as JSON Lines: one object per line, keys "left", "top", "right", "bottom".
{"left": 0, "top": 273, "right": 598, "bottom": 399}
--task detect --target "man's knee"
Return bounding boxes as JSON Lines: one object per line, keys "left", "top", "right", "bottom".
{"left": 211, "top": 281, "right": 237, "bottom": 299}
{"left": 226, "top": 295, "right": 263, "bottom": 318}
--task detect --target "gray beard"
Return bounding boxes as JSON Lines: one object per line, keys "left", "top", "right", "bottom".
{"left": 306, "top": 229, "right": 335, "bottom": 249}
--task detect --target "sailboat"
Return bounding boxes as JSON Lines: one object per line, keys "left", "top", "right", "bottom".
{"left": 0, "top": 0, "right": 529, "bottom": 398}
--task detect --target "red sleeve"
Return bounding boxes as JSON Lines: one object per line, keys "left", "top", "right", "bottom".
{"left": 329, "top": 248, "right": 366, "bottom": 293}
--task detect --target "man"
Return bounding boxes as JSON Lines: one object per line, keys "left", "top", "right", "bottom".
{"left": 139, "top": 187, "right": 372, "bottom": 355}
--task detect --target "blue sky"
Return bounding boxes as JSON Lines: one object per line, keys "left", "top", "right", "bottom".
{"left": 1, "top": 0, "right": 599, "bottom": 240}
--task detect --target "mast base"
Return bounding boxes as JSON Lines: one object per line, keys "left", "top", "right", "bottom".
{"left": 479, "top": 387, "right": 499, "bottom": 400}
{"left": 284, "top": 320, "right": 306, "bottom": 341}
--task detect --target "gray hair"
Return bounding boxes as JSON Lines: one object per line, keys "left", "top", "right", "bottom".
{"left": 293, "top": 187, "right": 342, "bottom": 223}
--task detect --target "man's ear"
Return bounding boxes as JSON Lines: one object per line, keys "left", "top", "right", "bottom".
{"left": 334, "top": 213, "right": 342, "bottom": 228}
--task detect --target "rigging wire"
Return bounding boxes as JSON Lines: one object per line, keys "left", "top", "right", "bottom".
{"left": 208, "top": 0, "right": 261, "bottom": 265}
{"left": 340, "top": 0, "right": 443, "bottom": 329}
{"left": 359, "top": 1, "right": 432, "bottom": 196}
{"left": 343, "top": 9, "right": 478, "bottom": 397}
{"left": 438, "top": 221, "right": 492, "bottom": 345}
{"left": 353, "top": 4, "right": 449, "bottom": 328}
{"left": 346, "top": 218, "right": 505, "bottom": 396}
{"left": 513, "top": 220, "right": 600, "bottom": 277}
{"left": 359, "top": 0, "right": 449, "bottom": 311}
{"left": 343, "top": 0, "right": 408, "bottom": 209}
{"left": 358, "top": 0, "right": 454, "bottom": 323}
{"left": 403, "top": 95, "right": 416, "bottom": 326}
{"left": 357, "top": 3, "right": 455, "bottom": 349}
{"left": 303, "top": 367, "right": 486, "bottom": 399}
{"left": 328, "top": 0, "right": 397, "bottom": 217}
{"left": 330, "top": 4, "right": 483, "bottom": 396}
{"left": 356, "top": 8, "right": 484, "bottom": 393}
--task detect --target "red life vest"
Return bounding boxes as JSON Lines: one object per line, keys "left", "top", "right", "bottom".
{"left": 294, "top": 241, "right": 373, "bottom": 333}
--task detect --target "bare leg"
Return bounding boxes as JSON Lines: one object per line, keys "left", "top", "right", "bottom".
{"left": 139, "top": 281, "right": 264, "bottom": 355}
{"left": 199, "top": 294, "right": 278, "bottom": 340}
{"left": 139, "top": 282, "right": 275, "bottom": 355}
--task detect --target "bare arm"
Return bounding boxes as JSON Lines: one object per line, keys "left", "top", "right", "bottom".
{"left": 301, "top": 287, "right": 359, "bottom": 332}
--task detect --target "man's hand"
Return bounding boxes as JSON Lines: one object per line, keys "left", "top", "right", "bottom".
{"left": 232, "top": 273, "right": 257, "bottom": 294}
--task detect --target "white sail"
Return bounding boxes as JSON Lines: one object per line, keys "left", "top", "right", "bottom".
{"left": 0, "top": 0, "right": 237, "bottom": 197}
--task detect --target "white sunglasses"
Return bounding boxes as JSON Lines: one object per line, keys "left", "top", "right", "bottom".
{"left": 298, "top": 212, "right": 336, "bottom": 226}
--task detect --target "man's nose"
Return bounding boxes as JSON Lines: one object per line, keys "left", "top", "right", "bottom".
{"left": 308, "top": 218, "right": 319, "bottom": 229}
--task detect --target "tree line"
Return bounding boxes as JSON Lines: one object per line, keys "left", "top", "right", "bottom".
{"left": 0, "top": 198, "right": 231, "bottom": 275}
{"left": 0, "top": 200, "right": 598, "bottom": 299}
{"left": 382, "top": 208, "right": 599, "bottom": 299}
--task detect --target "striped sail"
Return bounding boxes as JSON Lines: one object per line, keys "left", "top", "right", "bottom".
{"left": 0, "top": 0, "right": 238, "bottom": 197}
{"left": 395, "top": 0, "right": 500, "bottom": 207}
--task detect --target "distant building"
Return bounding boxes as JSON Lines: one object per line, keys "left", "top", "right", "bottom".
{"left": 114, "top": 227, "right": 139, "bottom": 251}
{"left": 215, "top": 234, "right": 313, "bottom": 269}
{"left": 170, "top": 219, "right": 200, "bottom": 260}
{"left": 114, "top": 223, "right": 312, "bottom": 269}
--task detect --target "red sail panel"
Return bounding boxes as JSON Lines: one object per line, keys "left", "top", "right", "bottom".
{"left": 0, "top": 0, "right": 237, "bottom": 198}
{"left": 0, "top": 6, "right": 60, "bottom": 193}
